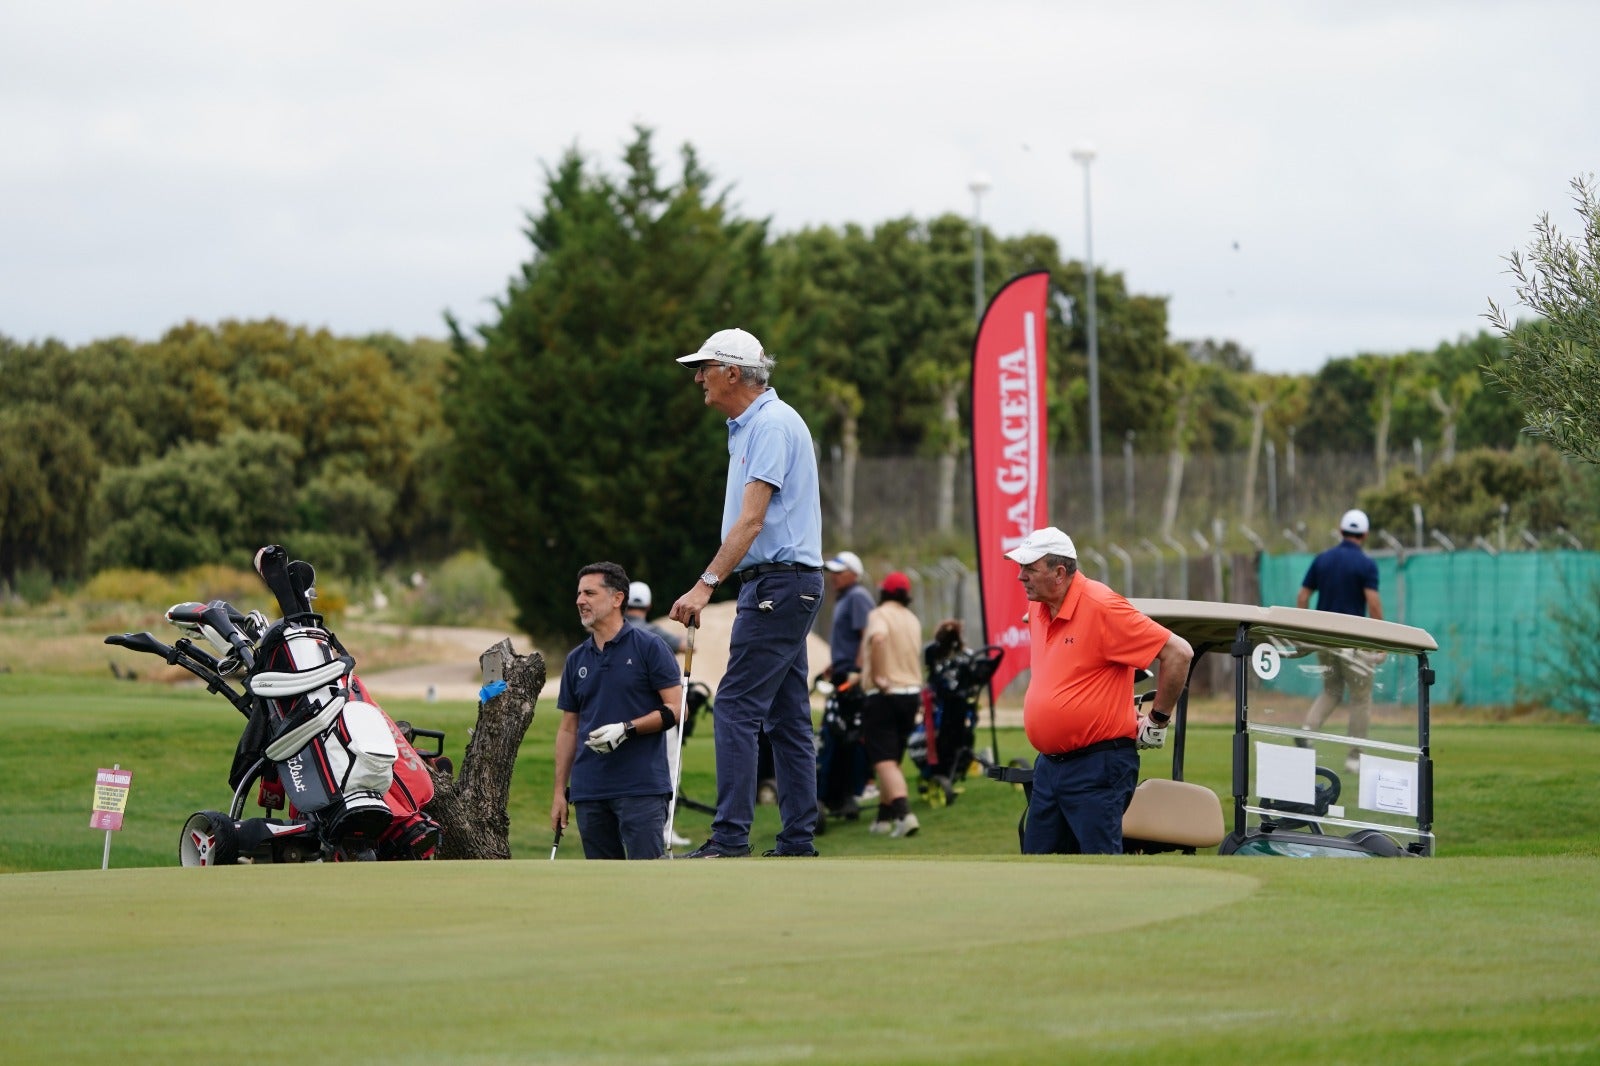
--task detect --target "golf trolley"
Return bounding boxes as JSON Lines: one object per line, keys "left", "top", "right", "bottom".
{"left": 989, "top": 600, "right": 1438, "bottom": 858}
{"left": 910, "top": 643, "right": 1005, "bottom": 807}
{"left": 106, "top": 545, "right": 448, "bottom": 865}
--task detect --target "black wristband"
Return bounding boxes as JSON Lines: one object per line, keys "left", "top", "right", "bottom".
{"left": 1149, "top": 709, "right": 1172, "bottom": 726}
{"left": 658, "top": 706, "right": 677, "bottom": 730}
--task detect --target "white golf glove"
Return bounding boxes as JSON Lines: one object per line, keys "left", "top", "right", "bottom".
{"left": 1136, "top": 714, "right": 1168, "bottom": 750}
{"left": 585, "top": 722, "right": 629, "bottom": 754}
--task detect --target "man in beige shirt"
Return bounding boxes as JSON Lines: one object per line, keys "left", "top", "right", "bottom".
{"left": 859, "top": 571, "right": 926, "bottom": 837}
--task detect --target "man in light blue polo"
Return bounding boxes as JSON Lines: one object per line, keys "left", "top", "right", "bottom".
{"left": 669, "top": 327, "right": 824, "bottom": 858}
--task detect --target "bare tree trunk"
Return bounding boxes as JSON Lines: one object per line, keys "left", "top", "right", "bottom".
{"left": 839, "top": 409, "right": 859, "bottom": 545}
{"left": 1242, "top": 400, "right": 1267, "bottom": 523}
{"left": 1161, "top": 393, "right": 1191, "bottom": 539}
{"left": 1428, "top": 387, "right": 1458, "bottom": 463}
{"left": 1375, "top": 389, "right": 1393, "bottom": 482}
{"left": 424, "top": 639, "right": 544, "bottom": 859}
{"left": 936, "top": 381, "right": 959, "bottom": 533}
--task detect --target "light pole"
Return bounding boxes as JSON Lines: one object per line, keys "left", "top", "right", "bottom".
{"left": 969, "top": 173, "right": 991, "bottom": 323}
{"left": 1072, "top": 144, "right": 1104, "bottom": 540}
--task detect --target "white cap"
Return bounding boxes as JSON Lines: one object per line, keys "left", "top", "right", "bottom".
{"left": 626, "top": 581, "right": 651, "bottom": 609}
{"left": 1004, "top": 526, "right": 1078, "bottom": 565}
{"left": 677, "top": 327, "right": 768, "bottom": 368}
{"left": 1340, "top": 509, "right": 1370, "bottom": 535}
{"left": 823, "top": 551, "right": 864, "bottom": 576}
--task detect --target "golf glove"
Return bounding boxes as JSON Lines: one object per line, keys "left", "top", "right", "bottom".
{"left": 585, "top": 723, "right": 629, "bottom": 754}
{"left": 1136, "top": 714, "right": 1167, "bottom": 750}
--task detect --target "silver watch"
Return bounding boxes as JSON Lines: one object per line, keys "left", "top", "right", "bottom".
{"left": 699, "top": 571, "right": 720, "bottom": 589}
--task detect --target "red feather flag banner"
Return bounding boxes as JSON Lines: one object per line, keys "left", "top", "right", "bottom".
{"left": 970, "top": 270, "right": 1050, "bottom": 699}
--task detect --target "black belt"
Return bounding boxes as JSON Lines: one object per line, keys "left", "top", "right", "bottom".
{"left": 1043, "top": 736, "right": 1136, "bottom": 763}
{"left": 735, "top": 562, "right": 822, "bottom": 582}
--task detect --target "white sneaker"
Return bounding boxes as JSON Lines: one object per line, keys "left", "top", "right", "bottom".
{"left": 869, "top": 820, "right": 894, "bottom": 835}
{"left": 756, "top": 779, "right": 778, "bottom": 805}
{"left": 889, "top": 812, "right": 920, "bottom": 838}
{"left": 666, "top": 826, "right": 691, "bottom": 848}
{"left": 1345, "top": 754, "right": 1361, "bottom": 774}
{"left": 858, "top": 783, "right": 880, "bottom": 804}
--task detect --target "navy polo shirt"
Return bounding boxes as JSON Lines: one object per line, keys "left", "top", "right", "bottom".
{"left": 557, "top": 620, "right": 681, "bottom": 802}
{"left": 829, "top": 582, "right": 876, "bottom": 675}
{"left": 1300, "top": 539, "right": 1379, "bottom": 616}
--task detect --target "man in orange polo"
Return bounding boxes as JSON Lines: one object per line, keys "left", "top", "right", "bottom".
{"left": 1005, "top": 526, "right": 1194, "bottom": 854}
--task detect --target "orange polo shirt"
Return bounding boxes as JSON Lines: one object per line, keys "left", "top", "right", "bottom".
{"left": 1022, "top": 571, "right": 1173, "bottom": 756}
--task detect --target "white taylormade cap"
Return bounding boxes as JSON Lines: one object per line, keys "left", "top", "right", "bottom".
{"left": 1003, "top": 526, "right": 1078, "bottom": 565}
{"left": 677, "top": 327, "right": 768, "bottom": 368}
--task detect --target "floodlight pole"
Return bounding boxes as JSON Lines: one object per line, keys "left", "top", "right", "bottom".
{"left": 1073, "top": 145, "right": 1104, "bottom": 540}
{"left": 969, "top": 173, "right": 992, "bottom": 324}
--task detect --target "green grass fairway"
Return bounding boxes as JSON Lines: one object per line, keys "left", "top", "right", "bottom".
{"left": 2, "top": 858, "right": 1597, "bottom": 1064}
{"left": 4, "top": 675, "right": 1600, "bottom": 1062}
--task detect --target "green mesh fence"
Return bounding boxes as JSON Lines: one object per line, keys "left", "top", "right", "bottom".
{"left": 1257, "top": 550, "right": 1600, "bottom": 707}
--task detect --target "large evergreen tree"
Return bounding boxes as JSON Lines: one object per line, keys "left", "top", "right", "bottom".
{"left": 443, "top": 128, "right": 770, "bottom": 644}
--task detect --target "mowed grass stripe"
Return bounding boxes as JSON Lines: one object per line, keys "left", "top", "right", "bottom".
{"left": 0, "top": 861, "right": 1253, "bottom": 1062}
{"left": 4, "top": 859, "right": 1599, "bottom": 1063}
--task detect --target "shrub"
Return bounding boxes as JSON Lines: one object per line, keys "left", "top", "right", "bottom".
{"left": 394, "top": 551, "right": 515, "bottom": 628}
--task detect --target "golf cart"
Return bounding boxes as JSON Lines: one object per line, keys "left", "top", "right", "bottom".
{"left": 991, "top": 600, "right": 1438, "bottom": 858}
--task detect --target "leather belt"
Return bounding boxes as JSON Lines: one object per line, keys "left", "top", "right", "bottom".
{"left": 735, "top": 561, "right": 823, "bottom": 582}
{"left": 1042, "top": 736, "right": 1136, "bottom": 763}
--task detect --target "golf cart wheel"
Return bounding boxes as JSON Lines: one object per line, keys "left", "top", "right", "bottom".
{"left": 180, "top": 811, "right": 241, "bottom": 866}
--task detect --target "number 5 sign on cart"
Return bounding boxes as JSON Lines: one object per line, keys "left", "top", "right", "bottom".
{"left": 90, "top": 765, "right": 133, "bottom": 869}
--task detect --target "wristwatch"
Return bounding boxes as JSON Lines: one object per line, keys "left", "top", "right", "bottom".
{"left": 699, "top": 571, "right": 720, "bottom": 589}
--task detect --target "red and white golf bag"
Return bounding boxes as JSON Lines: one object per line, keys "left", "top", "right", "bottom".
{"left": 249, "top": 623, "right": 439, "bottom": 858}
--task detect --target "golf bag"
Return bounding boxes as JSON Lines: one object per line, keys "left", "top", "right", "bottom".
{"left": 108, "top": 544, "right": 446, "bottom": 865}
{"left": 813, "top": 672, "right": 868, "bottom": 827}
{"left": 911, "top": 644, "right": 1004, "bottom": 805}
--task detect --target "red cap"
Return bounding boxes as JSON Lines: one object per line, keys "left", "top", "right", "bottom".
{"left": 880, "top": 571, "right": 910, "bottom": 595}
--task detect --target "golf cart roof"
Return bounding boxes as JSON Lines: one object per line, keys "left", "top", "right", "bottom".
{"left": 1130, "top": 599, "right": 1438, "bottom": 654}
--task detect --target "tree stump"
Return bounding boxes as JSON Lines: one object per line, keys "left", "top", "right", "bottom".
{"left": 424, "top": 639, "right": 544, "bottom": 859}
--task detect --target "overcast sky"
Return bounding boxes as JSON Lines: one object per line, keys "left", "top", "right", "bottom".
{"left": 3, "top": 1, "right": 1596, "bottom": 374}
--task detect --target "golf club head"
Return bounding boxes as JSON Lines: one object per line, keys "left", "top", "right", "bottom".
{"left": 287, "top": 559, "right": 316, "bottom": 612}
{"left": 254, "top": 544, "right": 304, "bottom": 620}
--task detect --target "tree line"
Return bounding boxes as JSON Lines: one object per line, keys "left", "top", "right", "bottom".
{"left": 1, "top": 127, "right": 1582, "bottom": 644}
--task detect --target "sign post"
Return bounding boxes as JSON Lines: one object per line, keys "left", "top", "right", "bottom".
{"left": 90, "top": 765, "right": 133, "bottom": 870}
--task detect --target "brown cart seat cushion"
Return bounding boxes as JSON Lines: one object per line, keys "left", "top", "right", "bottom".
{"left": 1123, "top": 778, "right": 1225, "bottom": 849}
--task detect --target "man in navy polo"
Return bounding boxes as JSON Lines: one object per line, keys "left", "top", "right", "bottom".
{"left": 1297, "top": 508, "right": 1384, "bottom": 772}
{"left": 669, "top": 327, "right": 824, "bottom": 858}
{"left": 551, "top": 561, "right": 683, "bottom": 860}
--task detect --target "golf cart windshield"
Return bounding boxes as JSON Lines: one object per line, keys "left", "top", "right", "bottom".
{"left": 1132, "top": 600, "right": 1438, "bottom": 857}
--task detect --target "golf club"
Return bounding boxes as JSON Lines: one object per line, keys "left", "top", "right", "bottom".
{"left": 663, "top": 623, "right": 697, "bottom": 854}
{"left": 550, "top": 822, "right": 563, "bottom": 861}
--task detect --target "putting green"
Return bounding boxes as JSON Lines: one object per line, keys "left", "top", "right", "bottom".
{"left": 1, "top": 859, "right": 1256, "bottom": 1063}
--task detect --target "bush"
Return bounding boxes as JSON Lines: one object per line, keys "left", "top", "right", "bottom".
{"left": 393, "top": 551, "right": 515, "bottom": 628}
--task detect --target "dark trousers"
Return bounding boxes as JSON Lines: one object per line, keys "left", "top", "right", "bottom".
{"left": 575, "top": 794, "right": 668, "bottom": 860}
{"left": 709, "top": 568, "right": 823, "bottom": 852}
{"left": 1022, "top": 746, "right": 1139, "bottom": 855}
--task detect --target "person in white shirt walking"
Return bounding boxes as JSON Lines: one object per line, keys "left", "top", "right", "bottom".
{"left": 859, "top": 571, "right": 925, "bottom": 838}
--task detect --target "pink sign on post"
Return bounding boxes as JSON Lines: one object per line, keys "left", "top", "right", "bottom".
{"left": 90, "top": 767, "right": 132, "bottom": 832}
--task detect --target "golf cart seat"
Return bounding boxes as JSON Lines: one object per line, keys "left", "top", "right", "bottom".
{"left": 1121, "top": 778, "right": 1225, "bottom": 854}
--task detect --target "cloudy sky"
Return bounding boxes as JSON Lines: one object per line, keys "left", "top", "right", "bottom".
{"left": 3, "top": 1, "right": 1596, "bottom": 373}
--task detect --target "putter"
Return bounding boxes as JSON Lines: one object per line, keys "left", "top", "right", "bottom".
{"left": 663, "top": 623, "right": 697, "bottom": 853}
{"left": 550, "top": 822, "right": 563, "bottom": 861}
